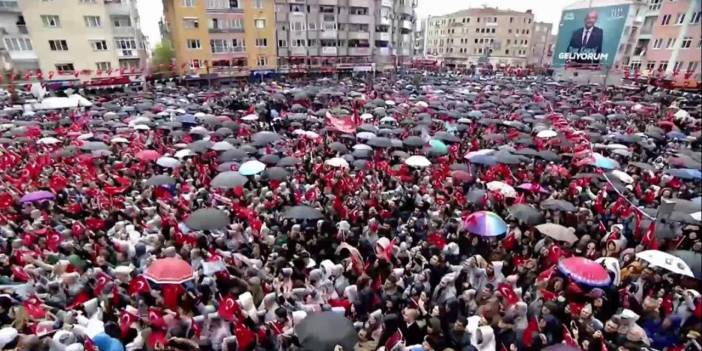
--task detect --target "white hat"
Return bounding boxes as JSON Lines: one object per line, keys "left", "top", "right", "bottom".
{"left": 292, "top": 310, "right": 307, "bottom": 325}
{"left": 320, "top": 260, "right": 335, "bottom": 279}
{"left": 344, "top": 285, "right": 358, "bottom": 301}
{"left": 0, "top": 328, "right": 17, "bottom": 349}
{"left": 620, "top": 309, "right": 640, "bottom": 321}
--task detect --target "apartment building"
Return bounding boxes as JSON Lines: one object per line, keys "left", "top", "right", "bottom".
{"left": 162, "top": 0, "right": 276, "bottom": 77}
{"left": 19, "top": 0, "right": 147, "bottom": 82}
{"left": 633, "top": 0, "right": 700, "bottom": 82}
{"left": 529, "top": 21, "right": 553, "bottom": 66}
{"left": 424, "top": 8, "right": 544, "bottom": 68}
{"left": 274, "top": 0, "right": 417, "bottom": 73}
{"left": 0, "top": 0, "right": 39, "bottom": 72}
{"left": 414, "top": 17, "right": 426, "bottom": 57}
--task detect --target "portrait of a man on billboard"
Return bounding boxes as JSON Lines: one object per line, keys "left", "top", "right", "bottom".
{"left": 567, "top": 10, "right": 604, "bottom": 64}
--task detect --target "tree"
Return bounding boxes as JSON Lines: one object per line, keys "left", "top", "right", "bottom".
{"left": 150, "top": 40, "right": 175, "bottom": 74}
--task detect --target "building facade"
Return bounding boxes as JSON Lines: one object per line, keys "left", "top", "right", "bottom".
{"left": 424, "top": 8, "right": 546, "bottom": 68}
{"left": 274, "top": 0, "right": 417, "bottom": 73}
{"left": 0, "top": 1, "right": 39, "bottom": 73}
{"left": 529, "top": 21, "right": 553, "bottom": 66}
{"left": 633, "top": 0, "right": 700, "bottom": 82}
{"left": 413, "top": 17, "right": 426, "bottom": 57}
{"left": 162, "top": 0, "right": 276, "bottom": 77}
{"left": 19, "top": 0, "right": 147, "bottom": 82}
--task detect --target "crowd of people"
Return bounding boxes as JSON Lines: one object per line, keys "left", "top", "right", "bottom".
{"left": 0, "top": 72, "right": 700, "bottom": 351}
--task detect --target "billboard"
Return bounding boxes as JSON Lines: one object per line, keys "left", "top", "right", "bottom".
{"left": 553, "top": 4, "right": 630, "bottom": 67}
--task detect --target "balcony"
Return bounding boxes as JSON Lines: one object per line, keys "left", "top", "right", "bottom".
{"left": 349, "top": 47, "right": 371, "bottom": 56}
{"left": 375, "top": 32, "right": 391, "bottom": 41}
{"left": 17, "top": 24, "right": 27, "bottom": 34}
{"left": 398, "top": 4, "right": 414, "bottom": 15}
{"left": 400, "top": 20, "right": 412, "bottom": 30}
{"left": 0, "top": 1, "right": 19, "bottom": 13}
{"left": 320, "top": 30, "right": 337, "bottom": 39}
{"left": 209, "top": 27, "right": 244, "bottom": 33}
{"left": 113, "top": 26, "right": 136, "bottom": 35}
{"left": 318, "top": 0, "right": 338, "bottom": 5}
{"left": 380, "top": 0, "right": 393, "bottom": 7}
{"left": 349, "top": 0, "right": 372, "bottom": 6}
{"left": 321, "top": 46, "right": 338, "bottom": 55}
{"left": 104, "top": 1, "right": 131, "bottom": 16}
{"left": 378, "top": 16, "right": 391, "bottom": 26}
{"left": 398, "top": 48, "right": 411, "bottom": 56}
{"left": 348, "top": 15, "right": 372, "bottom": 24}
{"left": 290, "top": 46, "right": 307, "bottom": 56}
{"left": 206, "top": 6, "right": 243, "bottom": 13}
{"left": 348, "top": 31, "right": 370, "bottom": 40}
{"left": 212, "top": 46, "right": 246, "bottom": 55}
{"left": 375, "top": 47, "right": 391, "bottom": 56}
{"left": 117, "top": 49, "right": 139, "bottom": 58}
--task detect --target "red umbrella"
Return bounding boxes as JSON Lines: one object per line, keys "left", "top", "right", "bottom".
{"left": 557, "top": 257, "right": 611, "bottom": 287}
{"left": 136, "top": 150, "right": 161, "bottom": 162}
{"left": 451, "top": 170, "right": 473, "bottom": 183}
{"left": 144, "top": 257, "right": 194, "bottom": 284}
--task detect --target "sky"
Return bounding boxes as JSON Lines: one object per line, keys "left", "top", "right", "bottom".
{"left": 136, "top": 0, "right": 571, "bottom": 49}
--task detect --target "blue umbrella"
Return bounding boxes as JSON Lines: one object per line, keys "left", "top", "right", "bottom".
{"left": 590, "top": 153, "right": 619, "bottom": 170}
{"left": 667, "top": 131, "right": 687, "bottom": 140}
{"left": 665, "top": 168, "right": 702, "bottom": 180}
{"left": 468, "top": 155, "right": 497, "bottom": 166}
{"left": 92, "top": 333, "right": 125, "bottom": 351}
{"left": 238, "top": 160, "right": 266, "bottom": 176}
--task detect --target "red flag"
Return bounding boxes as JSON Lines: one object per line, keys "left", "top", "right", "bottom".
{"left": 46, "top": 232, "right": 62, "bottom": 252}
{"left": 84, "top": 338, "right": 97, "bottom": 351}
{"left": 326, "top": 111, "right": 357, "bottom": 133}
{"left": 522, "top": 317, "right": 540, "bottom": 347}
{"left": 94, "top": 271, "right": 112, "bottom": 296}
{"left": 218, "top": 294, "right": 241, "bottom": 321}
{"left": 641, "top": 221, "right": 658, "bottom": 250}
{"left": 128, "top": 275, "right": 151, "bottom": 295}
{"left": 119, "top": 310, "right": 138, "bottom": 337}
{"left": 161, "top": 284, "right": 184, "bottom": 311}
{"left": 23, "top": 295, "right": 46, "bottom": 318}
{"left": 562, "top": 324, "right": 577, "bottom": 346}
{"left": 497, "top": 283, "right": 520, "bottom": 307}
{"left": 148, "top": 307, "right": 167, "bottom": 329}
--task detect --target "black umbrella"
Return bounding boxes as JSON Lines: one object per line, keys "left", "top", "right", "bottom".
{"left": 536, "top": 150, "right": 561, "bottom": 162}
{"left": 671, "top": 250, "right": 702, "bottom": 280}
{"left": 329, "top": 142, "right": 348, "bottom": 153}
{"left": 628, "top": 162, "right": 656, "bottom": 171}
{"left": 186, "top": 208, "right": 230, "bottom": 230}
{"left": 295, "top": 312, "right": 358, "bottom": 351}
{"left": 211, "top": 172, "right": 248, "bottom": 189}
{"left": 495, "top": 152, "right": 529, "bottom": 165}
{"left": 352, "top": 149, "right": 371, "bottom": 159}
{"left": 277, "top": 156, "right": 300, "bottom": 167}
{"left": 264, "top": 167, "right": 290, "bottom": 181}
{"left": 467, "top": 189, "right": 492, "bottom": 203}
{"left": 251, "top": 131, "right": 282, "bottom": 146}
{"left": 218, "top": 149, "right": 248, "bottom": 162}
{"left": 433, "top": 132, "right": 460, "bottom": 143}
{"left": 514, "top": 148, "right": 539, "bottom": 157}
{"left": 367, "top": 137, "right": 392, "bottom": 148}
{"left": 259, "top": 154, "right": 280, "bottom": 166}
{"left": 145, "top": 175, "right": 176, "bottom": 186}
{"left": 403, "top": 136, "right": 424, "bottom": 147}
{"left": 282, "top": 206, "right": 324, "bottom": 220}
{"left": 541, "top": 199, "right": 577, "bottom": 212}
{"left": 508, "top": 204, "right": 544, "bottom": 225}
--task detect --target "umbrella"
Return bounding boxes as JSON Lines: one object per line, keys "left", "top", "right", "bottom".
{"left": 628, "top": 162, "right": 656, "bottom": 171}
{"left": 211, "top": 141, "right": 235, "bottom": 151}
{"left": 325, "top": 157, "right": 350, "bottom": 168}
{"left": 536, "top": 223, "right": 578, "bottom": 244}
{"left": 404, "top": 155, "right": 431, "bottom": 168}
{"left": 589, "top": 153, "right": 620, "bottom": 170}
{"left": 665, "top": 168, "right": 702, "bottom": 180}
{"left": 486, "top": 181, "right": 516, "bottom": 198}
{"left": 429, "top": 139, "right": 448, "bottom": 155}
{"left": 541, "top": 199, "right": 577, "bottom": 212}
{"left": 607, "top": 170, "right": 634, "bottom": 184}
{"left": 144, "top": 257, "right": 194, "bottom": 284}
{"left": 636, "top": 250, "right": 695, "bottom": 278}
{"left": 277, "top": 156, "right": 300, "bottom": 167}
{"left": 451, "top": 170, "right": 473, "bottom": 183}
{"left": 467, "top": 155, "right": 497, "bottom": 166}
{"left": 219, "top": 149, "right": 248, "bottom": 162}
{"left": 295, "top": 312, "right": 357, "bottom": 351}
{"left": 136, "top": 150, "right": 161, "bottom": 162}
{"left": 508, "top": 205, "right": 544, "bottom": 225}
{"left": 80, "top": 141, "right": 110, "bottom": 151}
{"left": 467, "top": 189, "right": 492, "bottom": 204}
{"left": 367, "top": 137, "right": 392, "bottom": 148}
{"left": 145, "top": 175, "right": 176, "bottom": 186}
{"left": 37, "top": 136, "right": 61, "bottom": 145}
{"left": 543, "top": 345, "right": 581, "bottom": 351}
{"left": 156, "top": 156, "right": 181, "bottom": 168}
{"left": 263, "top": 167, "right": 290, "bottom": 181}
{"left": 239, "top": 160, "right": 266, "bottom": 176}
{"left": 671, "top": 250, "right": 701, "bottom": 280}
{"left": 20, "top": 190, "right": 55, "bottom": 203}
{"left": 558, "top": 257, "right": 611, "bottom": 287}
{"left": 463, "top": 211, "right": 507, "bottom": 237}
{"left": 186, "top": 208, "right": 230, "bottom": 230}
{"left": 283, "top": 206, "right": 324, "bottom": 220}
{"left": 329, "top": 142, "right": 348, "bottom": 153}
{"left": 251, "top": 131, "right": 281, "bottom": 146}
{"left": 403, "top": 136, "right": 424, "bottom": 147}
{"left": 536, "top": 129, "right": 558, "bottom": 138}
{"left": 516, "top": 183, "right": 550, "bottom": 194}
{"left": 259, "top": 154, "right": 281, "bottom": 166}
{"left": 211, "top": 172, "right": 249, "bottom": 189}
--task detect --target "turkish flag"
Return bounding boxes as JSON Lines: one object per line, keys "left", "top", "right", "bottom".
{"left": 497, "top": 283, "right": 520, "bottom": 307}
{"left": 94, "top": 271, "right": 112, "bottom": 296}
{"left": 641, "top": 222, "right": 658, "bottom": 250}
{"left": 128, "top": 275, "right": 151, "bottom": 295}
{"left": 119, "top": 310, "right": 139, "bottom": 337}
{"left": 161, "top": 284, "right": 184, "bottom": 311}
{"left": 218, "top": 294, "right": 241, "bottom": 321}
{"left": 0, "top": 193, "right": 13, "bottom": 209}
{"left": 521, "top": 317, "right": 540, "bottom": 347}
{"left": 148, "top": 307, "right": 167, "bottom": 329}
{"left": 46, "top": 232, "right": 62, "bottom": 252}
{"left": 147, "top": 329, "right": 167, "bottom": 349}
{"left": 234, "top": 323, "right": 256, "bottom": 351}
{"left": 23, "top": 295, "right": 46, "bottom": 319}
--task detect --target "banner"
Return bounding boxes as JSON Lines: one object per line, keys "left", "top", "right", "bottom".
{"left": 553, "top": 4, "right": 630, "bottom": 67}
{"left": 325, "top": 112, "right": 357, "bottom": 134}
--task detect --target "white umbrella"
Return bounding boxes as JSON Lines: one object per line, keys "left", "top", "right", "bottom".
{"left": 174, "top": 149, "right": 195, "bottom": 159}
{"left": 609, "top": 170, "right": 634, "bottom": 184}
{"left": 211, "top": 141, "right": 235, "bottom": 151}
{"left": 404, "top": 155, "right": 431, "bottom": 168}
{"left": 133, "top": 124, "right": 151, "bottom": 131}
{"left": 128, "top": 116, "right": 151, "bottom": 126}
{"left": 465, "top": 149, "right": 494, "bottom": 159}
{"left": 77, "top": 133, "right": 94, "bottom": 140}
{"left": 486, "top": 181, "right": 517, "bottom": 198}
{"left": 189, "top": 126, "right": 209, "bottom": 135}
{"left": 380, "top": 116, "right": 397, "bottom": 124}
{"left": 242, "top": 114, "right": 259, "bottom": 121}
{"left": 292, "top": 129, "right": 307, "bottom": 136}
{"left": 110, "top": 137, "right": 129, "bottom": 144}
{"left": 385, "top": 100, "right": 396, "bottom": 106}
{"left": 239, "top": 160, "right": 267, "bottom": 176}
{"left": 356, "top": 132, "right": 376, "bottom": 140}
{"left": 605, "top": 144, "right": 628, "bottom": 150}
{"left": 636, "top": 250, "right": 695, "bottom": 278}
{"left": 360, "top": 113, "right": 374, "bottom": 120}
{"left": 156, "top": 156, "right": 181, "bottom": 168}
{"left": 304, "top": 131, "right": 320, "bottom": 139}
{"left": 536, "top": 130, "right": 558, "bottom": 139}
{"left": 37, "top": 137, "right": 61, "bottom": 145}
{"left": 352, "top": 144, "right": 372, "bottom": 151}
{"left": 415, "top": 101, "right": 428, "bottom": 108}
{"left": 325, "top": 157, "right": 350, "bottom": 168}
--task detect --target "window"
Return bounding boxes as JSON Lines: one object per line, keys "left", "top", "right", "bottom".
{"left": 291, "top": 39, "right": 305, "bottom": 47}
{"left": 255, "top": 38, "right": 267, "bottom": 47}
{"left": 673, "top": 61, "right": 684, "bottom": 71}
{"left": 675, "top": 13, "right": 685, "bottom": 24}
{"left": 257, "top": 56, "right": 267, "bottom": 66}
{"left": 687, "top": 61, "right": 699, "bottom": 72}
{"left": 84, "top": 16, "right": 101, "bottom": 28}
{"left": 682, "top": 37, "right": 693, "bottom": 48}
{"left": 0, "top": 0, "right": 18, "bottom": 6}
{"left": 652, "top": 38, "right": 663, "bottom": 48}
{"left": 187, "top": 39, "right": 201, "bottom": 49}
{"left": 254, "top": 19, "right": 265, "bottom": 29}
{"left": 3, "top": 37, "right": 32, "bottom": 51}
{"left": 41, "top": 15, "right": 60, "bottom": 27}
{"left": 182, "top": 0, "right": 195, "bottom": 7}
{"left": 183, "top": 18, "right": 199, "bottom": 28}
{"left": 648, "top": 0, "right": 661, "bottom": 11}
{"left": 55, "top": 63, "right": 75, "bottom": 72}
{"left": 308, "top": 22, "right": 316, "bottom": 30}
{"left": 291, "top": 21, "right": 304, "bottom": 31}
{"left": 349, "top": 7, "right": 368, "bottom": 15}
{"left": 190, "top": 59, "right": 201, "bottom": 69}
{"left": 112, "top": 16, "right": 132, "bottom": 27}
{"left": 646, "top": 61, "right": 656, "bottom": 70}
{"left": 96, "top": 61, "right": 111, "bottom": 71}
{"left": 254, "top": 0, "right": 263, "bottom": 9}
{"left": 90, "top": 40, "right": 108, "bottom": 51}
{"left": 661, "top": 14, "right": 671, "bottom": 25}
{"left": 666, "top": 38, "right": 676, "bottom": 48}
{"left": 278, "top": 39, "right": 287, "bottom": 47}
{"left": 49, "top": 39, "right": 68, "bottom": 51}
{"left": 79, "top": 0, "right": 96, "bottom": 3}
{"left": 210, "top": 39, "right": 229, "bottom": 53}
{"left": 691, "top": 11, "right": 701, "bottom": 24}
{"left": 114, "top": 37, "right": 137, "bottom": 49}
{"left": 658, "top": 62, "right": 668, "bottom": 70}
